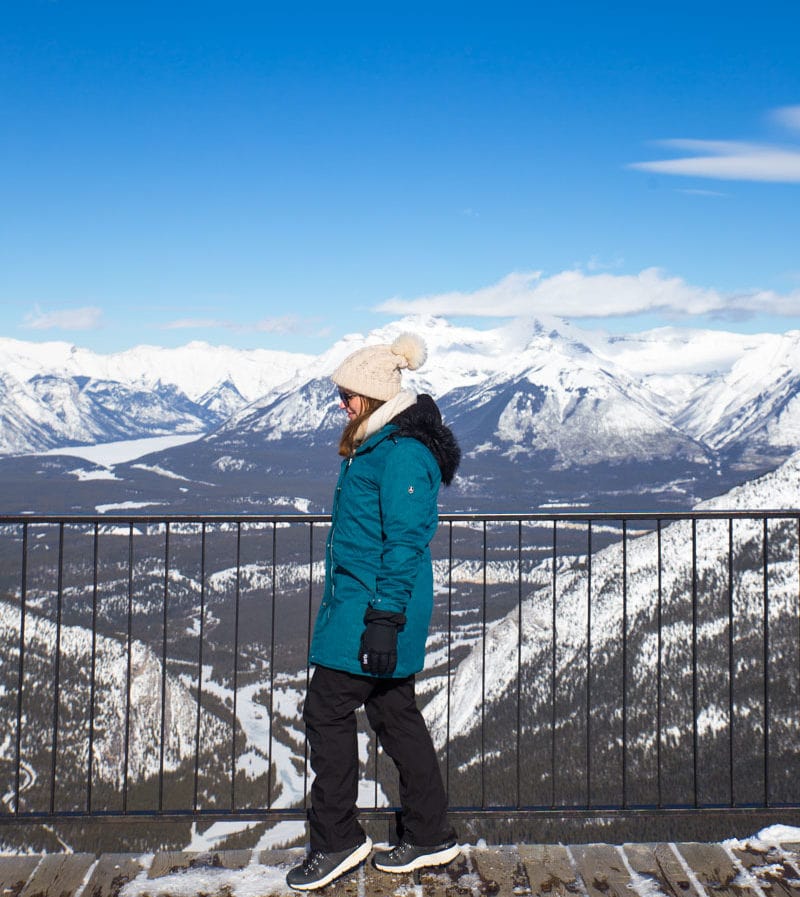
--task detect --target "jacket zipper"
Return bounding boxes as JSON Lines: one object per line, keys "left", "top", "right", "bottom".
{"left": 328, "top": 455, "right": 353, "bottom": 601}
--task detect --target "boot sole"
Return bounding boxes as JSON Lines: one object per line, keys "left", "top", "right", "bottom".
{"left": 287, "top": 837, "right": 373, "bottom": 890}
{"left": 373, "top": 843, "right": 461, "bottom": 873}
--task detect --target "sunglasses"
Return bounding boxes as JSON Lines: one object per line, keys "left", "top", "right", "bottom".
{"left": 338, "top": 388, "right": 358, "bottom": 405}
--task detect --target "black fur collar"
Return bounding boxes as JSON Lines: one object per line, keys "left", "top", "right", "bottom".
{"left": 391, "top": 394, "right": 461, "bottom": 486}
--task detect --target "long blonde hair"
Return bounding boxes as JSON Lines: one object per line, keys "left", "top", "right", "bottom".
{"left": 338, "top": 395, "right": 385, "bottom": 457}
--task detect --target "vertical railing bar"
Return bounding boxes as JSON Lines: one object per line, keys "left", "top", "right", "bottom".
{"left": 656, "top": 519, "right": 663, "bottom": 810}
{"left": 446, "top": 520, "right": 453, "bottom": 800}
{"left": 728, "top": 516, "right": 735, "bottom": 807}
{"left": 621, "top": 518, "right": 628, "bottom": 810}
{"left": 13, "top": 522, "right": 29, "bottom": 816}
{"left": 691, "top": 517, "right": 699, "bottom": 809}
{"left": 267, "top": 522, "right": 277, "bottom": 809}
{"left": 231, "top": 521, "right": 242, "bottom": 811}
{"left": 516, "top": 520, "right": 522, "bottom": 811}
{"left": 763, "top": 516, "right": 770, "bottom": 808}
{"left": 586, "top": 520, "right": 592, "bottom": 810}
{"left": 551, "top": 519, "right": 557, "bottom": 810}
{"left": 50, "top": 522, "right": 65, "bottom": 815}
{"left": 481, "top": 519, "right": 487, "bottom": 809}
{"left": 193, "top": 522, "right": 207, "bottom": 813}
{"left": 158, "top": 522, "right": 170, "bottom": 812}
{"left": 86, "top": 522, "right": 100, "bottom": 813}
{"left": 303, "top": 522, "right": 314, "bottom": 806}
{"left": 123, "top": 522, "right": 134, "bottom": 814}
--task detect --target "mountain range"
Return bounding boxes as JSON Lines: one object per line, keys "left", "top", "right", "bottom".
{"left": 2, "top": 316, "right": 800, "bottom": 513}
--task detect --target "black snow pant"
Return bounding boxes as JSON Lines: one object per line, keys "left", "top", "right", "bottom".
{"left": 302, "top": 664, "right": 454, "bottom": 853}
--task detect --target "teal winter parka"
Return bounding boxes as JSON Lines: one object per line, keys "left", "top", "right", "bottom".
{"left": 309, "top": 394, "right": 460, "bottom": 678}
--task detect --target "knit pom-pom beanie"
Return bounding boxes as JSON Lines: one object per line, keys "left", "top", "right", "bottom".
{"left": 332, "top": 332, "right": 427, "bottom": 401}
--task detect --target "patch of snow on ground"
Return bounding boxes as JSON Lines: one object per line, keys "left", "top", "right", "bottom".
{"left": 615, "top": 845, "right": 668, "bottom": 897}
{"left": 95, "top": 501, "right": 163, "bottom": 514}
{"left": 724, "top": 825, "right": 800, "bottom": 851}
{"left": 69, "top": 467, "right": 120, "bottom": 480}
{"left": 272, "top": 496, "right": 313, "bottom": 513}
{"left": 120, "top": 855, "right": 298, "bottom": 897}
{"left": 131, "top": 463, "right": 191, "bottom": 481}
{"left": 95, "top": 500, "right": 164, "bottom": 513}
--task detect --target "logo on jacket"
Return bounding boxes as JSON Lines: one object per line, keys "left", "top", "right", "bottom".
{"left": 408, "top": 486, "right": 414, "bottom": 494}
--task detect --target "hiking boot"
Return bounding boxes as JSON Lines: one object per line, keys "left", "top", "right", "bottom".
{"left": 372, "top": 838, "right": 460, "bottom": 873}
{"left": 286, "top": 837, "right": 372, "bottom": 891}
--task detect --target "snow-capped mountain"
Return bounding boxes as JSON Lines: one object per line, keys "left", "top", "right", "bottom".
{"left": 674, "top": 334, "right": 800, "bottom": 457}
{"left": 0, "top": 338, "right": 313, "bottom": 403}
{"left": 3, "top": 317, "right": 800, "bottom": 513}
{"left": 0, "top": 338, "right": 313, "bottom": 454}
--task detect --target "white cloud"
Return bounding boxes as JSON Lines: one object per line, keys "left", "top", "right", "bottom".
{"left": 629, "top": 105, "right": 800, "bottom": 183}
{"left": 771, "top": 104, "right": 800, "bottom": 131}
{"left": 163, "top": 315, "right": 301, "bottom": 334}
{"left": 677, "top": 188, "right": 728, "bottom": 197}
{"left": 23, "top": 304, "right": 103, "bottom": 331}
{"left": 375, "top": 269, "right": 800, "bottom": 321}
{"left": 163, "top": 317, "right": 229, "bottom": 329}
{"left": 629, "top": 139, "right": 800, "bottom": 183}
{"left": 253, "top": 315, "right": 300, "bottom": 334}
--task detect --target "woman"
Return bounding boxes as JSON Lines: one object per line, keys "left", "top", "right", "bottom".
{"left": 286, "top": 332, "right": 461, "bottom": 891}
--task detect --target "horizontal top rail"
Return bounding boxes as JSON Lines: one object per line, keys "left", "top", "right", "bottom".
{"left": 0, "top": 509, "right": 799, "bottom": 524}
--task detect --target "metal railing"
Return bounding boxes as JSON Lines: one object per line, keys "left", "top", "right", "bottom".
{"left": 1, "top": 511, "right": 799, "bottom": 841}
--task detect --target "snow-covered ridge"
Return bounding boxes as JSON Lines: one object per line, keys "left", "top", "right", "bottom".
{"left": 0, "top": 337, "right": 313, "bottom": 403}
{"left": 5, "top": 315, "right": 800, "bottom": 472}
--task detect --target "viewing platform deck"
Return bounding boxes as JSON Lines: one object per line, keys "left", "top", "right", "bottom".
{"left": 2, "top": 839, "right": 800, "bottom": 897}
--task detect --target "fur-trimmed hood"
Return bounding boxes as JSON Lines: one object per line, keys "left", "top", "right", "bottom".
{"left": 391, "top": 393, "right": 461, "bottom": 486}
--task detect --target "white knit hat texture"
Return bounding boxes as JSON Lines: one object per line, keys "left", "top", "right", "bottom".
{"left": 332, "top": 332, "right": 427, "bottom": 401}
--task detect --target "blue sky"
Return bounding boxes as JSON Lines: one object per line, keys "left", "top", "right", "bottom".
{"left": 2, "top": 1, "right": 799, "bottom": 354}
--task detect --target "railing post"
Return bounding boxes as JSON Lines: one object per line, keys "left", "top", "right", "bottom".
{"left": 621, "top": 518, "right": 628, "bottom": 810}
{"left": 728, "top": 516, "right": 735, "bottom": 807}
{"left": 656, "top": 518, "right": 663, "bottom": 810}
{"left": 13, "top": 522, "right": 28, "bottom": 816}
{"left": 691, "top": 516, "right": 699, "bottom": 809}
{"left": 763, "top": 516, "right": 770, "bottom": 808}
{"left": 50, "top": 522, "right": 65, "bottom": 815}
{"left": 586, "top": 519, "right": 592, "bottom": 810}
{"left": 193, "top": 522, "right": 207, "bottom": 813}
{"left": 159, "top": 521, "right": 170, "bottom": 812}
{"left": 231, "top": 521, "right": 242, "bottom": 811}
{"left": 123, "top": 522, "right": 134, "bottom": 813}
{"left": 550, "top": 519, "right": 557, "bottom": 810}
{"left": 267, "top": 521, "right": 277, "bottom": 809}
{"left": 516, "top": 519, "right": 522, "bottom": 811}
{"left": 87, "top": 522, "right": 99, "bottom": 813}
{"left": 481, "top": 519, "right": 487, "bottom": 809}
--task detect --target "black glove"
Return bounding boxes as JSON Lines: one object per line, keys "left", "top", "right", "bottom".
{"left": 359, "top": 608, "right": 406, "bottom": 676}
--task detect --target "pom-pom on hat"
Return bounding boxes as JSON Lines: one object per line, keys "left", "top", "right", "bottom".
{"left": 332, "top": 332, "right": 427, "bottom": 401}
